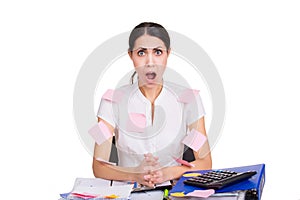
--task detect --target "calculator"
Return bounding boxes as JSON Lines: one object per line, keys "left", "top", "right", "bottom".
{"left": 183, "top": 170, "right": 257, "bottom": 190}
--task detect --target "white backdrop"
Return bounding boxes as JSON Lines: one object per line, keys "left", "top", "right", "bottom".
{"left": 1, "top": 1, "right": 299, "bottom": 199}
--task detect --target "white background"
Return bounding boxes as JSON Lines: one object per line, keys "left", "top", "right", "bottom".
{"left": 1, "top": 1, "right": 299, "bottom": 199}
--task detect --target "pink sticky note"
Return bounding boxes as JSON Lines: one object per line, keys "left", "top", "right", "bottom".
{"left": 126, "top": 113, "right": 146, "bottom": 132}
{"left": 173, "top": 156, "right": 195, "bottom": 167}
{"left": 182, "top": 129, "right": 207, "bottom": 151}
{"left": 178, "top": 89, "right": 199, "bottom": 103}
{"left": 186, "top": 189, "right": 215, "bottom": 198}
{"left": 88, "top": 121, "right": 113, "bottom": 145}
{"left": 102, "top": 89, "right": 123, "bottom": 102}
{"left": 71, "top": 193, "right": 98, "bottom": 199}
{"left": 96, "top": 157, "right": 116, "bottom": 166}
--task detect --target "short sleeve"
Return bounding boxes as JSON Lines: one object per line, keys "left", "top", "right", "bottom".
{"left": 97, "top": 98, "right": 116, "bottom": 128}
{"left": 184, "top": 92, "right": 206, "bottom": 125}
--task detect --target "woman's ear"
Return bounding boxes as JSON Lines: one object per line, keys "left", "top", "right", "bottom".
{"left": 167, "top": 48, "right": 171, "bottom": 57}
{"left": 128, "top": 50, "right": 133, "bottom": 60}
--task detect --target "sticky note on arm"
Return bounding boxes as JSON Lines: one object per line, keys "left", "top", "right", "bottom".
{"left": 182, "top": 129, "right": 207, "bottom": 152}
{"left": 88, "top": 121, "right": 113, "bottom": 145}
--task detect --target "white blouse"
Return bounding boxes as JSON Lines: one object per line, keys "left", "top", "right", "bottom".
{"left": 97, "top": 81, "right": 205, "bottom": 167}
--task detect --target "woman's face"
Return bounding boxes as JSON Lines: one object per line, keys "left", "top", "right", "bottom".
{"left": 129, "top": 34, "right": 170, "bottom": 88}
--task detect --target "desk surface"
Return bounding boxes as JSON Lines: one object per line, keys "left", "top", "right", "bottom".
{"left": 130, "top": 190, "right": 164, "bottom": 200}
{"left": 59, "top": 190, "right": 165, "bottom": 200}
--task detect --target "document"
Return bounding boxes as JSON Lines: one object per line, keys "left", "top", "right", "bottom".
{"left": 67, "top": 178, "right": 133, "bottom": 199}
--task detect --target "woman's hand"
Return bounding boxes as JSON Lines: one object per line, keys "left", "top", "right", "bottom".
{"left": 133, "top": 153, "right": 160, "bottom": 187}
{"left": 143, "top": 154, "right": 167, "bottom": 185}
{"left": 148, "top": 168, "right": 165, "bottom": 184}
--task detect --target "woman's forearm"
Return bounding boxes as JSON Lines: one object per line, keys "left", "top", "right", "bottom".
{"left": 163, "top": 156, "right": 212, "bottom": 181}
{"left": 93, "top": 155, "right": 161, "bottom": 187}
{"left": 92, "top": 158, "right": 136, "bottom": 181}
{"left": 191, "top": 154, "right": 212, "bottom": 170}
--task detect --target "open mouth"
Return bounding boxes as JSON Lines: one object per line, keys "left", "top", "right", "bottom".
{"left": 145, "top": 72, "right": 157, "bottom": 80}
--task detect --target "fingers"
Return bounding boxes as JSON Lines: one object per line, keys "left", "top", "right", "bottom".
{"left": 140, "top": 174, "right": 155, "bottom": 187}
{"left": 136, "top": 154, "right": 165, "bottom": 186}
{"left": 142, "top": 153, "right": 160, "bottom": 172}
{"left": 143, "top": 173, "right": 162, "bottom": 186}
{"left": 149, "top": 170, "right": 164, "bottom": 184}
{"left": 144, "top": 167, "right": 164, "bottom": 185}
{"left": 144, "top": 153, "right": 159, "bottom": 163}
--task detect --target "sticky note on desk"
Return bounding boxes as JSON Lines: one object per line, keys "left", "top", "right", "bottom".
{"left": 104, "top": 194, "right": 120, "bottom": 199}
{"left": 183, "top": 173, "right": 202, "bottom": 177}
{"left": 186, "top": 189, "right": 215, "bottom": 198}
{"left": 170, "top": 192, "right": 185, "bottom": 197}
{"left": 182, "top": 129, "right": 207, "bottom": 152}
{"left": 71, "top": 192, "right": 98, "bottom": 199}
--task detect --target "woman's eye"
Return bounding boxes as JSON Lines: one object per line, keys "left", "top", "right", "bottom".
{"left": 137, "top": 50, "right": 145, "bottom": 56}
{"left": 155, "top": 49, "right": 163, "bottom": 55}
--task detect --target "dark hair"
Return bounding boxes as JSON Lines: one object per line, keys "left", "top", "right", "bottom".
{"left": 129, "top": 22, "right": 170, "bottom": 84}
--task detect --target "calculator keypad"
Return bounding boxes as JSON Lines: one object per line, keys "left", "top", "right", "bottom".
{"left": 183, "top": 170, "right": 257, "bottom": 190}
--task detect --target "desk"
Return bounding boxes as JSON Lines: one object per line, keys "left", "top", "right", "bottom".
{"left": 59, "top": 178, "right": 166, "bottom": 200}
{"left": 59, "top": 191, "right": 165, "bottom": 200}
{"left": 130, "top": 190, "right": 164, "bottom": 200}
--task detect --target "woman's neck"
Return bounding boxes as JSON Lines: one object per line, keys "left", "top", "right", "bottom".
{"left": 139, "top": 83, "right": 163, "bottom": 104}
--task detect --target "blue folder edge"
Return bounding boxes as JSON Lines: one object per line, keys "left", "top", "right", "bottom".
{"left": 170, "top": 163, "right": 265, "bottom": 199}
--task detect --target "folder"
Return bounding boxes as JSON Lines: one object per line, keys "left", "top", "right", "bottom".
{"left": 169, "top": 163, "right": 265, "bottom": 200}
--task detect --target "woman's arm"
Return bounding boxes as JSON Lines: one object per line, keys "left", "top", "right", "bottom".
{"left": 93, "top": 153, "right": 159, "bottom": 187}
{"left": 92, "top": 118, "right": 157, "bottom": 186}
{"left": 149, "top": 117, "right": 212, "bottom": 183}
{"left": 189, "top": 116, "right": 212, "bottom": 169}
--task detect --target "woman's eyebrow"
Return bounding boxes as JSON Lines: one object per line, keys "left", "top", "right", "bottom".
{"left": 134, "top": 46, "right": 164, "bottom": 51}
{"left": 152, "top": 47, "right": 164, "bottom": 50}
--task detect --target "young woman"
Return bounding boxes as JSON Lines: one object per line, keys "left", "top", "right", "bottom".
{"left": 92, "top": 22, "right": 212, "bottom": 187}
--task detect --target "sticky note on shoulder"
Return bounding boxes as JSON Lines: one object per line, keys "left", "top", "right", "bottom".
{"left": 178, "top": 89, "right": 199, "bottom": 103}
{"left": 88, "top": 121, "right": 113, "bottom": 145}
{"left": 182, "top": 129, "right": 207, "bottom": 151}
{"left": 102, "top": 89, "right": 123, "bottom": 103}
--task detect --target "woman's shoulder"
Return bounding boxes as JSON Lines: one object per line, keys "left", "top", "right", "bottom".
{"left": 164, "top": 81, "right": 198, "bottom": 94}
{"left": 100, "top": 84, "right": 136, "bottom": 103}
{"left": 164, "top": 81, "right": 200, "bottom": 103}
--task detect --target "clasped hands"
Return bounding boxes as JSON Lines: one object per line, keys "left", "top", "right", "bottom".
{"left": 135, "top": 153, "right": 165, "bottom": 187}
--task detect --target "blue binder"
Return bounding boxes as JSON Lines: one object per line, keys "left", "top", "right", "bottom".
{"left": 170, "top": 163, "right": 265, "bottom": 200}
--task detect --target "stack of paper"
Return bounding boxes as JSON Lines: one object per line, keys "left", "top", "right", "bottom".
{"left": 60, "top": 178, "right": 133, "bottom": 200}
